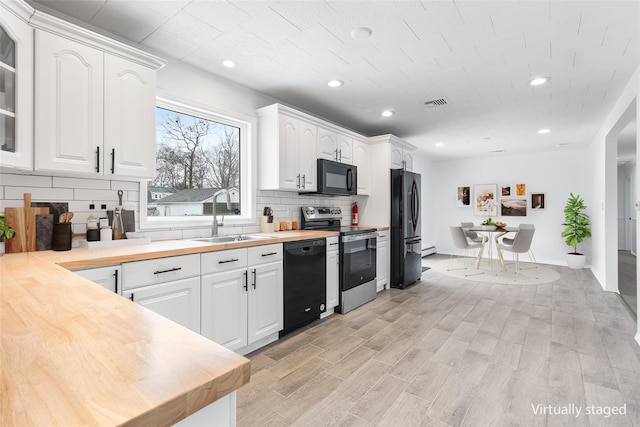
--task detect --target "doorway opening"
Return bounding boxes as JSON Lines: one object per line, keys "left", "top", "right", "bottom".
{"left": 618, "top": 117, "right": 637, "bottom": 319}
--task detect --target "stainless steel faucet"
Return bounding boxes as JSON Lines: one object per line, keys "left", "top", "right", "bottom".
{"left": 211, "top": 189, "right": 232, "bottom": 236}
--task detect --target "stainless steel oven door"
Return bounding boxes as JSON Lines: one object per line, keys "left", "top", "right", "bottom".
{"left": 341, "top": 233, "right": 377, "bottom": 291}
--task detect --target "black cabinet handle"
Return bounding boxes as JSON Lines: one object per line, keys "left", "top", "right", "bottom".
{"left": 252, "top": 269, "right": 257, "bottom": 289}
{"left": 113, "top": 269, "right": 119, "bottom": 294}
{"left": 339, "top": 149, "right": 342, "bottom": 162}
{"left": 296, "top": 174, "right": 300, "bottom": 188}
{"left": 110, "top": 148, "right": 115, "bottom": 174}
{"left": 129, "top": 293, "right": 134, "bottom": 301}
{"left": 329, "top": 242, "right": 339, "bottom": 246}
{"left": 261, "top": 252, "right": 277, "bottom": 257}
{"left": 218, "top": 258, "right": 239, "bottom": 264}
{"left": 95, "top": 146, "right": 100, "bottom": 173}
{"left": 334, "top": 148, "right": 338, "bottom": 161}
{"left": 153, "top": 267, "right": 182, "bottom": 275}
{"left": 243, "top": 271, "right": 248, "bottom": 291}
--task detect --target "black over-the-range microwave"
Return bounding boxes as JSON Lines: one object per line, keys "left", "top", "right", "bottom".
{"left": 311, "top": 159, "right": 358, "bottom": 196}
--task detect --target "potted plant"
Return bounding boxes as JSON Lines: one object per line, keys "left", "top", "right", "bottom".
{"left": 561, "top": 193, "right": 591, "bottom": 269}
{"left": 0, "top": 215, "right": 16, "bottom": 255}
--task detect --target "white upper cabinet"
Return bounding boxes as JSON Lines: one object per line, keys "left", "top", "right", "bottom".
{"left": 104, "top": 54, "right": 156, "bottom": 178}
{"left": 389, "top": 140, "right": 415, "bottom": 171}
{"left": 257, "top": 104, "right": 317, "bottom": 192}
{"left": 35, "top": 30, "right": 104, "bottom": 175}
{"left": 0, "top": 1, "right": 33, "bottom": 170}
{"left": 30, "top": 11, "right": 165, "bottom": 178}
{"left": 352, "top": 137, "right": 371, "bottom": 195}
{"left": 317, "top": 126, "right": 337, "bottom": 161}
{"left": 317, "top": 126, "right": 353, "bottom": 164}
{"left": 258, "top": 103, "right": 369, "bottom": 193}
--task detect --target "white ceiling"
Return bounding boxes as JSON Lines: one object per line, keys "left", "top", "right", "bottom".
{"left": 28, "top": 0, "right": 639, "bottom": 161}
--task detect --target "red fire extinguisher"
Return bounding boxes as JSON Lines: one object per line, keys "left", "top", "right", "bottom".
{"left": 351, "top": 202, "right": 359, "bottom": 226}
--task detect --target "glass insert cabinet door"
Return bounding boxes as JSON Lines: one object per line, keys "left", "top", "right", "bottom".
{"left": 0, "top": 25, "right": 16, "bottom": 154}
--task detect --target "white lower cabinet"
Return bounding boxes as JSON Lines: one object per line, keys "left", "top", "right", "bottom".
{"left": 324, "top": 236, "right": 339, "bottom": 318}
{"left": 74, "top": 265, "right": 121, "bottom": 293}
{"left": 201, "top": 244, "right": 283, "bottom": 354}
{"left": 122, "top": 254, "right": 201, "bottom": 334}
{"left": 377, "top": 231, "right": 389, "bottom": 291}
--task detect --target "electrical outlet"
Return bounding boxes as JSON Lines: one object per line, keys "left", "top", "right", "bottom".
{"left": 101, "top": 204, "right": 107, "bottom": 209}
{"left": 89, "top": 203, "right": 95, "bottom": 209}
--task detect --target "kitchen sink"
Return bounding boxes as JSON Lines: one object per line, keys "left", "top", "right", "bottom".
{"left": 192, "top": 234, "right": 275, "bottom": 245}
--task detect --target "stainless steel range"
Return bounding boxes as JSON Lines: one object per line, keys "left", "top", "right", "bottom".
{"left": 301, "top": 207, "right": 377, "bottom": 313}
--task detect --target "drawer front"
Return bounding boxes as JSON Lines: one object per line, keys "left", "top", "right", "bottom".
{"left": 122, "top": 254, "right": 200, "bottom": 290}
{"left": 326, "top": 236, "right": 339, "bottom": 252}
{"left": 248, "top": 243, "right": 283, "bottom": 266}
{"left": 201, "top": 248, "right": 248, "bottom": 275}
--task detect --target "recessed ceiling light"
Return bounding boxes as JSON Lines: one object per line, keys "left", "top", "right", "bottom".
{"left": 351, "top": 27, "right": 372, "bottom": 40}
{"left": 327, "top": 79, "right": 344, "bottom": 88}
{"left": 529, "top": 76, "right": 551, "bottom": 86}
{"left": 381, "top": 110, "right": 394, "bottom": 117}
{"left": 435, "top": 142, "right": 444, "bottom": 147}
{"left": 222, "top": 59, "right": 236, "bottom": 68}
{"left": 538, "top": 128, "right": 551, "bottom": 134}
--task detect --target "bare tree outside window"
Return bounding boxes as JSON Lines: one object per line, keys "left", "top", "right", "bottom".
{"left": 148, "top": 107, "right": 241, "bottom": 217}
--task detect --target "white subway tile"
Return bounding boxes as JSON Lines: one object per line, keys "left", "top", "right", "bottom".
{"left": 0, "top": 174, "right": 52, "bottom": 187}
{"left": 145, "top": 230, "right": 183, "bottom": 241}
{"left": 181, "top": 228, "right": 212, "bottom": 239}
{"left": 126, "top": 191, "right": 140, "bottom": 202}
{"left": 0, "top": 186, "right": 4, "bottom": 199}
{"left": 5, "top": 187, "right": 74, "bottom": 201}
{"left": 53, "top": 177, "right": 111, "bottom": 190}
{"left": 242, "top": 225, "right": 260, "bottom": 233}
{"left": 74, "top": 189, "right": 121, "bottom": 201}
{"left": 110, "top": 180, "right": 140, "bottom": 191}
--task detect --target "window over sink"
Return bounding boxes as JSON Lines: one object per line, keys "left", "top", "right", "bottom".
{"left": 140, "top": 98, "right": 253, "bottom": 229}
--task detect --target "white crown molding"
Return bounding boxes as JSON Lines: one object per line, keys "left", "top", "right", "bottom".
{"left": 1, "top": 0, "right": 35, "bottom": 22}
{"left": 368, "top": 134, "right": 417, "bottom": 151}
{"left": 28, "top": 7, "right": 167, "bottom": 70}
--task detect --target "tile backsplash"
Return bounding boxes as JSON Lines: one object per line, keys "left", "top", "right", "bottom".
{"left": 0, "top": 173, "right": 355, "bottom": 243}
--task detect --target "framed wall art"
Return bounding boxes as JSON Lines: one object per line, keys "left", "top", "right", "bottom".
{"left": 473, "top": 184, "right": 498, "bottom": 216}
{"left": 502, "top": 185, "right": 511, "bottom": 197}
{"left": 516, "top": 183, "right": 526, "bottom": 196}
{"left": 457, "top": 186, "right": 471, "bottom": 207}
{"left": 501, "top": 198, "right": 527, "bottom": 216}
{"left": 531, "top": 193, "right": 546, "bottom": 209}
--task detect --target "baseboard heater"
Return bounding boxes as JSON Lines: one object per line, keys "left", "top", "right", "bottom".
{"left": 422, "top": 246, "right": 436, "bottom": 256}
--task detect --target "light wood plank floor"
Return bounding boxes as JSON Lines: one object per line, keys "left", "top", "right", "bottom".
{"left": 237, "top": 255, "right": 640, "bottom": 427}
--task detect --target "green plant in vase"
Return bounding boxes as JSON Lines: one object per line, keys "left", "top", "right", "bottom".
{"left": 561, "top": 193, "right": 591, "bottom": 268}
{"left": 0, "top": 215, "right": 16, "bottom": 255}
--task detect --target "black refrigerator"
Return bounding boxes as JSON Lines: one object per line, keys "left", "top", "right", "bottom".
{"left": 390, "top": 169, "right": 422, "bottom": 289}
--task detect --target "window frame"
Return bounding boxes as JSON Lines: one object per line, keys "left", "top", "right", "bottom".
{"left": 139, "top": 97, "right": 256, "bottom": 230}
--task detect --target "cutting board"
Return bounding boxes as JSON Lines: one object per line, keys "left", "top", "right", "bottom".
{"left": 36, "top": 214, "right": 54, "bottom": 251}
{"left": 24, "top": 194, "right": 50, "bottom": 252}
{"left": 5, "top": 207, "right": 26, "bottom": 253}
{"left": 30, "top": 202, "right": 68, "bottom": 224}
{"left": 5, "top": 194, "right": 50, "bottom": 253}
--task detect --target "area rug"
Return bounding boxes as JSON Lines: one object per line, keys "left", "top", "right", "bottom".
{"left": 430, "top": 258, "right": 561, "bottom": 285}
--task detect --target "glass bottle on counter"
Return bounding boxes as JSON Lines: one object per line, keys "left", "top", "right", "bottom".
{"left": 112, "top": 207, "right": 124, "bottom": 240}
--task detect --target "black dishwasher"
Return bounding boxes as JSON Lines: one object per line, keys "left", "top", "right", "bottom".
{"left": 282, "top": 238, "right": 326, "bottom": 336}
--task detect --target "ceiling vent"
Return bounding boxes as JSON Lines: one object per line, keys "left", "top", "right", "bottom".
{"left": 424, "top": 98, "right": 448, "bottom": 107}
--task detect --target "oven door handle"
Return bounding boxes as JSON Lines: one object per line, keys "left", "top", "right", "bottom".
{"left": 342, "top": 232, "right": 378, "bottom": 243}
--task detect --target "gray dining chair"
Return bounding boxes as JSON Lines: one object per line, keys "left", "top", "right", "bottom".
{"left": 496, "top": 227, "right": 536, "bottom": 277}
{"left": 449, "top": 226, "right": 484, "bottom": 276}
{"left": 460, "top": 222, "right": 488, "bottom": 245}
{"left": 500, "top": 223, "right": 537, "bottom": 267}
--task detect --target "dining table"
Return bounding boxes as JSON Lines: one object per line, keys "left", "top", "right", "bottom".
{"left": 466, "top": 225, "right": 520, "bottom": 271}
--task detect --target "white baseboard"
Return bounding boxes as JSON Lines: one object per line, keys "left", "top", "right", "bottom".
{"left": 422, "top": 246, "right": 436, "bottom": 256}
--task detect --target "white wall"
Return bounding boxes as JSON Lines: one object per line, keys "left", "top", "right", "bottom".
{"left": 429, "top": 148, "right": 591, "bottom": 266}
{"left": 588, "top": 66, "right": 639, "bottom": 292}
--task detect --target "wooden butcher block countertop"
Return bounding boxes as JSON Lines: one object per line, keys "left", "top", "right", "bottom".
{"left": 0, "top": 230, "right": 338, "bottom": 426}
